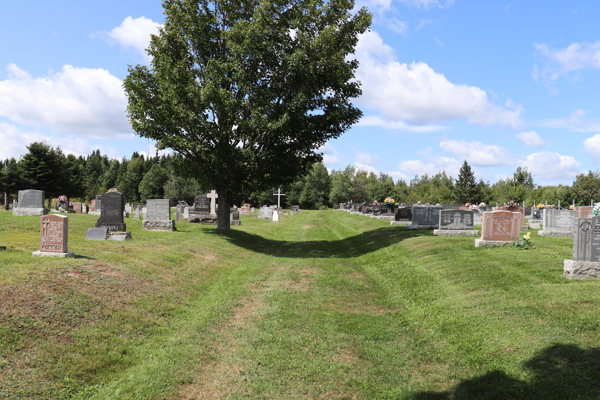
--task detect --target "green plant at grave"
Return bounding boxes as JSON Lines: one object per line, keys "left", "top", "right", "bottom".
{"left": 123, "top": 0, "right": 372, "bottom": 232}
{"left": 514, "top": 232, "right": 533, "bottom": 250}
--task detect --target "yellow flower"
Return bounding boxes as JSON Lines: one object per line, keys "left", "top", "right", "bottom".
{"left": 524, "top": 233, "right": 531, "bottom": 240}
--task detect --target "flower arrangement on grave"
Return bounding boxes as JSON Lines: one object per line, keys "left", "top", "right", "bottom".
{"left": 417, "top": 201, "right": 422, "bottom": 205}
{"left": 424, "top": 203, "right": 430, "bottom": 205}
{"left": 384, "top": 197, "right": 395, "bottom": 204}
{"left": 514, "top": 232, "right": 533, "bottom": 250}
{"left": 470, "top": 204, "right": 478, "bottom": 210}
{"left": 58, "top": 195, "right": 68, "bottom": 202}
{"left": 537, "top": 204, "right": 545, "bottom": 209}
{"left": 464, "top": 202, "right": 471, "bottom": 207}
{"left": 506, "top": 200, "right": 518, "bottom": 208}
{"left": 108, "top": 188, "right": 118, "bottom": 193}
{"left": 568, "top": 205, "right": 574, "bottom": 210}
{"left": 479, "top": 202, "right": 486, "bottom": 207}
{"left": 593, "top": 203, "right": 600, "bottom": 216}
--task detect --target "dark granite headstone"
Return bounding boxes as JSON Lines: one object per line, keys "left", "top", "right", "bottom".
{"left": 442, "top": 204, "right": 461, "bottom": 210}
{"left": 95, "top": 195, "right": 102, "bottom": 211}
{"left": 194, "top": 194, "right": 210, "bottom": 214}
{"left": 411, "top": 205, "right": 443, "bottom": 226}
{"left": 395, "top": 207, "right": 412, "bottom": 221}
{"left": 95, "top": 192, "right": 126, "bottom": 232}
{"left": 373, "top": 205, "right": 381, "bottom": 215}
{"left": 439, "top": 210, "right": 474, "bottom": 230}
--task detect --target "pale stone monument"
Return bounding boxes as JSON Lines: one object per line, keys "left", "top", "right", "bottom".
{"left": 538, "top": 209, "right": 576, "bottom": 237}
{"left": 564, "top": 217, "right": 600, "bottom": 279}
{"left": 142, "top": 199, "right": 176, "bottom": 232}
{"left": 207, "top": 190, "right": 218, "bottom": 217}
{"left": 272, "top": 210, "right": 280, "bottom": 223}
{"left": 434, "top": 209, "right": 478, "bottom": 236}
{"left": 13, "top": 189, "right": 48, "bottom": 217}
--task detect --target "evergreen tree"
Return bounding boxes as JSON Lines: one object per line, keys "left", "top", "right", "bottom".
{"left": 454, "top": 160, "right": 478, "bottom": 204}
{"left": 139, "top": 164, "right": 169, "bottom": 201}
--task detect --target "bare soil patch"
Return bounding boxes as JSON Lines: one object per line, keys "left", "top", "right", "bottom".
{"left": 302, "top": 224, "right": 317, "bottom": 229}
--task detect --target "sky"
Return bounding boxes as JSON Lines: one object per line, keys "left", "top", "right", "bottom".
{"left": 2, "top": 1, "right": 600, "bottom": 186}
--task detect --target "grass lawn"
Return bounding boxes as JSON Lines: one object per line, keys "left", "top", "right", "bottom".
{"left": 1, "top": 209, "right": 599, "bottom": 399}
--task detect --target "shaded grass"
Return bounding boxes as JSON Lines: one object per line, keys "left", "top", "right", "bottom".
{"left": 0, "top": 210, "right": 599, "bottom": 399}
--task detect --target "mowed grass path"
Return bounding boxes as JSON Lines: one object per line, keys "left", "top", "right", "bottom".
{"left": 1, "top": 209, "right": 599, "bottom": 399}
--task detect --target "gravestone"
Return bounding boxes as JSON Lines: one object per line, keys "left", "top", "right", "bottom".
{"left": 380, "top": 203, "right": 395, "bottom": 219}
{"left": 96, "top": 195, "right": 102, "bottom": 211}
{"left": 73, "top": 202, "right": 82, "bottom": 214}
{"left": 125, "top": 204, "right": 133, "bottom": 213}
{"left": 176, "top": 205, "right": 182, "bottom": 222}
{"left": 142, "top": 199, "right": 176, "bottom": 231}
{"left": 230, "top": 210, "right": 241, "bottom": 226}
{"left": 82, "top": 204, "right": 88, "bottom": 214}
{"left": 442, "top": 204, "right": 462, "bottom": 210}
{"left": 539, "top": 209, "right": 576, "bottom": 237}
{"left": 133, "top": 205, "right": 140, "bottom": 220}
{"left": 13, "top": 189, "right": 48, "bottom": 216}
{"left": 497, "top": 206, "right": 525, "bottom": 228}
{"left": 95, "top": 191, "right": 127, "bottom": 232}
{"left": 564, "top": 217, "right": 600, "bottom": 278}
{"left": 272, "top": 210, "right": 280, "bottom": 223}
{"left": 32, "top": 214, "right": 74, "bottom": 257}
{"left": 408, "top": 205, "right": 443, "bottom": 229}
{"left": 184, "top": 207, "right": 189, "bottom": 220}
{"left": 532, "top": 208, "right": 543, "bottom": 221}
{"left": 576, "top": 206, "right": 593, "bottom": 218}
{"left": 259, "top": 206, "right": 274, "bottom": 219}
{"left": 473, "top": 209, "right": 481, "bottom": 226}
{"left": 207, "top": 190, "right": 218, "bottom": 217}
{"left": 251, "top": 207, "right": 255, "bottom": 213}
{"left": 391, "top": 207, "right": 412, "bottom": 225}
{"left": 475, "top": 211, "right": 521, "bottom": 247}
{"left": 86, "top": 227, "right": 109, "bottom": 241}
{"left": 240, "top": 204, "right": 251, "bottom": 214}
{"left": 90, "top": 200, "right": 97, "bottom": 211}
{"left": 434, "top": 209, "right": 477, "bottom": 236}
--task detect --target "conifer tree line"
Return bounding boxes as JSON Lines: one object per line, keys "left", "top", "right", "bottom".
{"left": 1, "top": 143, "right": 599, "bottom": 209}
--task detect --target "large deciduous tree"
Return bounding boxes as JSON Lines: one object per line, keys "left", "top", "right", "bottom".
{"left": 124, "top": 0, "right": 371, "bottom": 231}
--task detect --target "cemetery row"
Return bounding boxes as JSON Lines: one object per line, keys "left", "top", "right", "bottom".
{"left": 335, "top": 202, "right": 600, "bottom": 279}
{"left": 6, "top": 189, "right": 305, "bottom": 257}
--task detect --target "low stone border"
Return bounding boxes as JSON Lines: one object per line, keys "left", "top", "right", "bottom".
{"left": 407, "top": 224, "right": 436, "bottom": 230}
{"left": 474, "top": 239, "right": 514, "bottom": 247}
{"left": 538, "top": 230, "right": 572, "bottom": 237}
{"left": 390, "top": 221, "right": 410, "bottom": 226}
{"left": 564, "top": 260, "right": 600, "bottom": 279}
{"left": 107, "top": 232, "right": 132, "bottom": 241}
{"left": 433, "top": 230, "right": 478, "bottom": 237}
{"left": 528, "top": 222, "right": 542, "bottom": 229}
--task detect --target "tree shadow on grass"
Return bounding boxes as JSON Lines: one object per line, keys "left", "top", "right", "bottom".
{"left": 207, "top": 227, "right": 429, "bottom": 258}
{"left": 413, "top": 344, "right": 600, "bottom": 400}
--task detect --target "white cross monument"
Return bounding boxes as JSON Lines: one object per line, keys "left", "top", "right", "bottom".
{"left": 273, "top": 188, "right": 286, "bottom": 210}
{"left": 207, "top": 190, "right": 218, "bottom": 217}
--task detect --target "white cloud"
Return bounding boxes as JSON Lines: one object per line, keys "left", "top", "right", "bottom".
{"left": 439, "top": 140, "right": 512, "bottom": 167}
{"left": 519, "top": 152, "right": 580, "bottom": 182}
{"left": 319, "top": 142, "right": 342, "bottom": 166}
{"left": 539, "top": 109, "right": 600, "bottom": 133}
{"left": 400, "top": 0, "right": 454, "bottom": 9}
{"left": 434, "top": 36, "right": 445, "bottom": 47}
{"left": 139, "top": 143, "right": 173, "bottom": 159}
{"left": 0, "top": 64, "right": 130, "bottom": 138}
{"left": 358, "top": 115, "right": 446, "bottom": 132}
{"left": 356, "top": 152, "right": 380, "bottom": 165}
{"left": 354, "top": 162, "right": 380, "bottom": 175}
{"left": 388, "top": 18, "right": 409, "bottom": 35}
{"left": 534, "top": 41, "right": 600, "bottom": 81}
{"left": 354, "top": 30, "right": 523, "bottom": 129}
{"left": 0, "top": 122, "right": 120, "bottom": 160}
{"left": 105, "top": 16, "right": 163, "bottom": 62}
{"left": 416, "top": 19, "right": 433, "bottom": 30}
{"left": 396, "top": 156, "right": 462, "bottom": 177}
{"left": 516, "top": 131, "right": 543, "bottom": 147}
{"left": 584, "top": 134, "right": 600, "bottom": 164}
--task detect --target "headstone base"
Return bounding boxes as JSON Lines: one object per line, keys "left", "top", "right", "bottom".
{"left": 231, "top": 220, "right": 241, "bottom": 226}
{"left": 538, "top": 230, "right": 572, "bottom": 237}
{"left": 564, "top": 260, "right": 600, "bottom": 279}
{"left": 474, "top": 239, "right": 514, "bottom": 247}
{"left": 390, "top": 221, "right": 410, "bottom": 225}
{"left": 520, "top": 225, "right": 529, "bottom": 230}
{"left": 379, "top": 215, "right": 395, "bottom": 220}
{"left": 12, "top": 208, "right": 48, "bottom": 217}
{"left": 434, "top": 230, "right": 478, "bottom": 236}
{"left": 141, "top": 220, "right": 176, "bottom": 232}
{"left": 96, "top": 223, "right": 126, "bottom": 232}
{"left": 528, "top": 221, "right": 542, "bottom": 229}
{"left": 32, "top": 251, "right": 75, "bottom": 258}
{"left": 107, "top": 232, "right": 132, "bottom": 241}
{"left": 188, "top": 216, "right": 217, "bottom": 224}
{"left": 407, "top": 224, "right": 436, "bottom": 230}
{"left": 350, "top": 211, "right": 359, "bottom": 214}
{"left": 88, "top": 211, "right": 101, "bottom": 216}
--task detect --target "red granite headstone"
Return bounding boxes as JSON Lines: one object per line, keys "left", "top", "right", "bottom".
{"left": 481, "top": 211, "right": 521, "bottom": 241}
{"left": 576, "top": 206, "right": 593, "bottom": 218}
{"left": 40, "top": 214, "right": 68, "bottom": 253}
{"left": 497, "top": 206, "right": 525, "bottom": 226}
{"left": 73, "top": 202, "right": 82, "bottom": 214}
{"left": 91, "top": 200, "right": 97, "bottom": 212}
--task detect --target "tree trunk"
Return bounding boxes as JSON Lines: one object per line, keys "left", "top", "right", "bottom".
{"left": 4, "top": 192, "right": 7, "bottom": 210}
{"left": 216, "top": 188, "right": 231, "bottom": 232}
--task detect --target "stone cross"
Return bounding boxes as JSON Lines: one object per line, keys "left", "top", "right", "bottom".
{"left": 273, "top": 188, "right": 286, "bottom": 209}
{"left": 207, "top": 190, "right": 219, "bottom": 216}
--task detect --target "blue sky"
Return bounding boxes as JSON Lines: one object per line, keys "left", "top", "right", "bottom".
{"left": 2, "top": 1, "right": 600, "bottom": 186}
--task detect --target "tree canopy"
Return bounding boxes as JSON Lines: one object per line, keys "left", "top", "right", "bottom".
{"left": 123, "top": 0, "right": 372, "bottom": 230}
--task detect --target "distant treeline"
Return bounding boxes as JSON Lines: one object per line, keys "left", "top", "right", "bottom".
{"left": 1, "top": 143, "right": 599, "bottom": 209}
